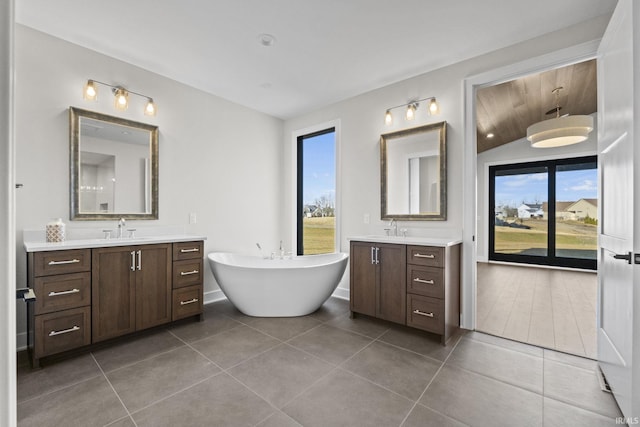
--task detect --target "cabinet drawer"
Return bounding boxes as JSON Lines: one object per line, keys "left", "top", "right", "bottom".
{"left": 407, "top": 246, "right": 444, "bottom": 268}
{"left": 173, "top": 259, "right": 203, "bottom": 289}
{"left": 33, "top": 249, "right": 91, "bottom": 277}
{"left": 173, "top": 241, "right": 204, "bottom": 261}
{"left": 172, "top": 285, "right": 203, "bottom": 321}
{"left": 407, "top": 265, "right": 444, "bottom": 299}
{"left": 34, "top": 272, "right": 91, "bottom": 315}
{"left": 406, "top": 294, "right": 444, "bottom": 334}
{"left": 34, "top": 306, "right": 91, "bottom": 358}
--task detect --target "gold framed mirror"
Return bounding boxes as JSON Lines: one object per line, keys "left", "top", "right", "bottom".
{"left": 69, "top": 107, "right": 159, "bottom": 220}
{"left": 381, "top": 121, "right": 447, "bottom": 221}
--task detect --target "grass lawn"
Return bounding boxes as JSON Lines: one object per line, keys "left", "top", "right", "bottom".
{"left": 303, "top": 216, "right": 335, "bottom": 254}
{"left": 495, "top": 219, "right": 597, "bottom": 255}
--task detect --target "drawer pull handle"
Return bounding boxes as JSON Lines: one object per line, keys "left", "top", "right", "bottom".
{"left": 180, "top": 270, "right": 199, "bottom": 276}
{"left": 180, "top": 298, "right": 199, "bottom": 306}
{"left": 48, "top": 259, "right": 80, "bottom": 266}
{"left": 48, "top": 325, "right": 80, "bottom": 337}
{"left": 414, "top": 254, "right": 435, "bottom": 259}
{"left": 48, "top": 288, "right": 80, "bottom": 297}
{"left": 413, "top": 309, "right": 434, "bottom": 318}
{"left": 413, "top": 278, "right": 435, "bottom": 285}
{"left": 180, "top": 248, "right": 200, "bottom": 253}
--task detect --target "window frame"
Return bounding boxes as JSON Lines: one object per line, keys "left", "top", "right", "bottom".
{"left": 296, "top": 127, "right": 337, "bottom": 256}
{"left": 488, "top": 155, "right": 597, "bottom": 270}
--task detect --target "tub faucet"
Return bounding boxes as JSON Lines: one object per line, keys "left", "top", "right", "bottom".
{"left": 279, "top": 240, "right": 284, "bottom": 259}
{"left": 388, "top": 219, "right": 397, "bottom": 236}
{"left": 117, "top": 218, "right": 126, "bottom": 238}
{"left": 256, "top": 243, "right": 266, "bottom": 259}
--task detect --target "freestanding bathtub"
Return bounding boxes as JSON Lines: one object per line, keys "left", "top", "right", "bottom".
{"left": 207, "top": 252, "right": 348, "bottom": 317}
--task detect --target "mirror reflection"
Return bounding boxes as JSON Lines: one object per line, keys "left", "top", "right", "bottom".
{"left": 381, "top": 121, "right": 447, "bottom": 220}
{"left": 69, "top": 107, "right": 159, "bottom": 220}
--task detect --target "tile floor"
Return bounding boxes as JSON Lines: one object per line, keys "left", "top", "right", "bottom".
{"left": 17, "top": 297, "right": 621, "bottom": 426}
{"left": 477, "top": 262, "right": 597, "bottom": 359}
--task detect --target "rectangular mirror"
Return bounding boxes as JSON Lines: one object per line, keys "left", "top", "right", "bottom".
{"left": 381, "top": 121, "right": 447, "bottom": 220}
{"left": 69, "top": 107, "right": 159, "bottom": 220}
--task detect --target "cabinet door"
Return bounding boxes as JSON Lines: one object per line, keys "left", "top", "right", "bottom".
{"left": 377, "top": 243, "right": 406, "bottom": 324}
{"left": 135, "top": 244, "right": 172, "bottom": 330}
{"left": 350, "top": 242, "right": 376, "bottom": 316}
{"left": 92, "top": 247, "right": 136, "bottom": 342}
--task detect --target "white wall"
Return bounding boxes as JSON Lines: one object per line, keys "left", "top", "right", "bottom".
{"left": 283, "top": 16, "right": 610, "bottom": 298}
{"left": 12, "top": 13, "right": 612, "bottom": 345}
{"left": 476, "top": 114, "right": 598, "bottom": 261}
{"left": 14, "top": 25, "right": 284, "bottom": 344}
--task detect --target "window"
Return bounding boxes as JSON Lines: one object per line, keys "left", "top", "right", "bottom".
{"left": 297, "top": 128, "right": 336, "bottom": 255}
{"left": 489, "top": 156, "right": 597, "bottom": 270}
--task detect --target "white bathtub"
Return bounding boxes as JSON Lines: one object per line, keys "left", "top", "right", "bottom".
{"left": 207, "top": 252, "right": 349, "bottom": 317}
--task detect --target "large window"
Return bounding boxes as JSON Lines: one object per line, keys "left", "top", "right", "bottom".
{"left": 297, "top": 128, "right": 336, "bottom": 255}
{"left": 489, "top": 156, "right": 597, "bottom": 269}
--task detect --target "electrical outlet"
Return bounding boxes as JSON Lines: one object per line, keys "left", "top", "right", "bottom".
{"left": 189, "top": 213, "right": 197, "bottom": 224}
{"left": 364, "top": 213, "right": 370, "bottom": 224}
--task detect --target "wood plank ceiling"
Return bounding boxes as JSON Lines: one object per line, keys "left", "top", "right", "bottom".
{"left": 476, "top": 59, "right": 597, "bottom": 153}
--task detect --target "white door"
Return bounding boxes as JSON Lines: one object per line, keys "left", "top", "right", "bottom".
{"left": 597, "top": 0, "right": 638, "bottom": 420}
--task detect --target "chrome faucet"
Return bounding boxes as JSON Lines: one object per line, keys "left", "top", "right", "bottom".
{"left": 388, "top": 219, "right": 398, "bottom": 236}
{"left": 117, "top": 218, "right": 126, "bottom": 238}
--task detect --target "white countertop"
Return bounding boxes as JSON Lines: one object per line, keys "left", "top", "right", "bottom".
{"left": 23, "top": 226, "right": 206, "bottom": 252}
{"left": 347, "top": 235, "right": 462, "bottom": 247}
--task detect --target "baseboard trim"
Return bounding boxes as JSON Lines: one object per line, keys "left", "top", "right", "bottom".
{"left": 202, "top": 288, "right": 350, "bottom": 306}
{"left": 331, "top": 287, "right": 349, "bottom": 300}
{"left": 17, "top": 331, "right": 27, "bottom": 352}
{"left": 204, "top": 289, "right": 226, "bottom": 305}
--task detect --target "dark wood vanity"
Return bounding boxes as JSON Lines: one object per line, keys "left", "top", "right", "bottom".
{"left": 350, "top": 238, "right": 461, "bottom": 344}
{"left": 26, "top": 239, "right": 204, "bottom": 367}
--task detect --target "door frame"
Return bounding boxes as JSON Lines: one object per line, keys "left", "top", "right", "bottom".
{"left": 461, "top": 40, "right": 601, "bottom": 330}
{"left": 1, "top": 0, "right": 16, "bottom": 425}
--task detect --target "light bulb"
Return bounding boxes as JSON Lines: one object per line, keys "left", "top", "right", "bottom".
{"left": 406, "top": 104, "right": 416, "bottom": 121}
{"left": 384, "top": 110, "right": 393, "bottom": 125}
{"left": 83, "top": 80, "right": 97, "bottom": 101}
{"left": 428, "top": 98, "right": 440, "bottom": 115}
{"left": 144, "top": 99, "right": 157, "bottom": 116}
{"left": 114, "top": 88, "right": 128, "bottom": 111}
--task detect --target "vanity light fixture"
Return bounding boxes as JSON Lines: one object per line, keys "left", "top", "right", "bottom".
{"left": 384, "top": 96, "right": 440, "bottom": 125}
{"left": 527, "top": 87, "right": 593, "bottom": 148}
{"left": 83, "top": 79, "right": 157, "bottom": 116}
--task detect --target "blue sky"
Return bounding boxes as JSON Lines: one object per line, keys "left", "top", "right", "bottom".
{"left": 302, "top": 131, "right": 335, "bottom": 205}
{"left": 495, "top": 168, "right": 597, "bottom": 207}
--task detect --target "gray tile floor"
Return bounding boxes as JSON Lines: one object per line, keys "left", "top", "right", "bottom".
{"left": 17, "top": 297, "right": 622, "bottom": 426}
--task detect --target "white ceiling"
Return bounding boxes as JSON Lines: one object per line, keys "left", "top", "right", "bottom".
{"left": 16, "top": 0, "right": 617, "bottom": 119}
